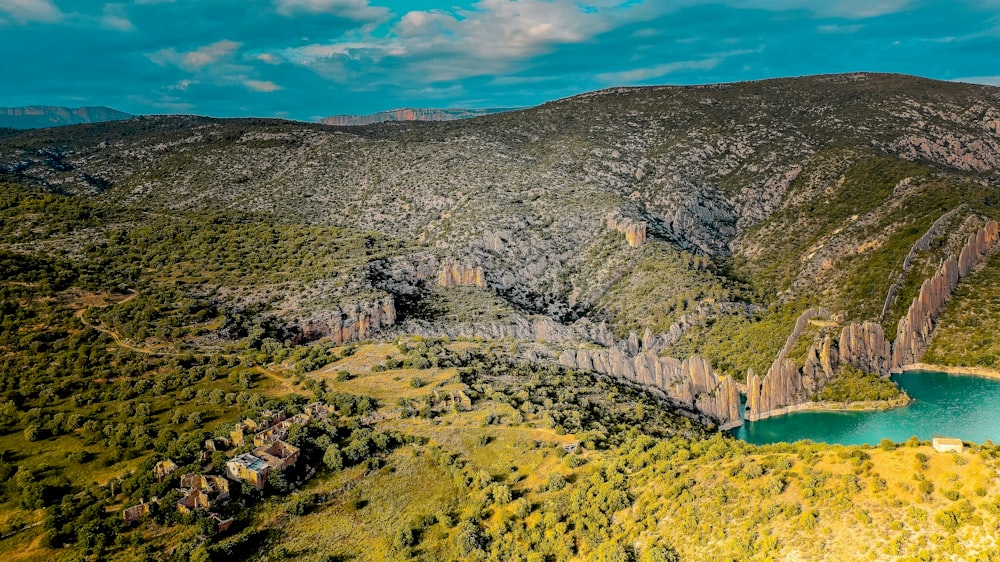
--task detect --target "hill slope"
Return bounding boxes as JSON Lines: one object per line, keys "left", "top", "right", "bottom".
{"left": 0, "top": 106, "right": 132, "bottom": 129}
{"left": 1, "top": 72, "right": 999, "bottom": 417}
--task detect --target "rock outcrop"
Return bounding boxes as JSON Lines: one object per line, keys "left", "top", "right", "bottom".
{"left": 559, "top": 348, "right": 742, "bottom": 429}
{"left": 839, "top": 321, "right": 892, "bottom": 376}
{"left": 400, "top": 315, "right": 617, "bottom": 348}
{"left": 319, "top": 107, "right": 505, "bottom": 126}
{"left": 776, "top": 307, "right": 830, "bottom": 363}
{"left": 298, "top": 295, "right": 397, "bottom": 344}
{"left": 745, "top": 360, "right": 802, "bottom": 421}
{"left": 892, "top": 219, "right": 998, "bottom": 369}
{"left": 607, "top": 215, "right": 648, "bottom": 248}
{"left": 437, "top": 262, "right": 487, "bottom": 289}
{"left": 881, "top": 208, "right": 962, "bottom": 319}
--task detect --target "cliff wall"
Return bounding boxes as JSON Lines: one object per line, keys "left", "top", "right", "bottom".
{"left": 559, "top": 348, "right": 742, "bottom": 429}
{"left": 892, "top": 219, "right": 998, "bottom": 369}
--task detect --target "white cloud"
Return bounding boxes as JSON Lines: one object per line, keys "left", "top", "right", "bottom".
{"left": 286, "top": 0, "right": 628, "bottom": 83}
{"left": 245, "top": 79, "right": 282, "bottom": 92}
{"left": 274, "top": 0, "right": 388, "bottom": 21}
{"left": 150, "top": 40, "right": 242, "bottom": 71}
{"left": 101, "top": 3, "right": 133, "bottom": 30}
{"left": 818, "top": 24, "right": 862, "bottom": 34}
{"left": 0, "top": 0, "right": 63, "bottom": 23}
{"left": 256, "top": 53, "right": 282, "bottom": 65}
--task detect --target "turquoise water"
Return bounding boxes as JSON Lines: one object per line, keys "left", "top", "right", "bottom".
{"left": 733, "top": 371, "right": 1000, "bottom": 446}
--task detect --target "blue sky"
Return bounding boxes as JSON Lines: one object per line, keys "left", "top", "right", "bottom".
{"left": 1, "top": 0, "right": 998, "bottom": 121}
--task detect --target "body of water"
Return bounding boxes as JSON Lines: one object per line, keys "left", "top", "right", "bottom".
{"left": 733, "top": 370, "right": 1000, "bottom": 445}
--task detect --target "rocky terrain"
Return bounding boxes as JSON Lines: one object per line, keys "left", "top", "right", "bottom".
{"left": 0, "top": 105, "right": 131, "bottom": 129}
{"left": 319, "top": 107, "right": 511, "bottom": 126}
{"left": 2, "top": 73, "right": 1000, "bottom": 426}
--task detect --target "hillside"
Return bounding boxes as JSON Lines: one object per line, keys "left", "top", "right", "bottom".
{"left": 0, "top": 106, "right": 132, "bottom": 130}
{"left": 319, "top": 108, "right": 513, "bottom": 126}
{"left": 1, "top": 72, "right": 1000, "bottom": 560}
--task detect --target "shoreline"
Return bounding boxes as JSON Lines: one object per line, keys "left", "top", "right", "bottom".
{"left": 745, "top": 395, "right": 912, "bottom": 423}
{"left": 895, "top": 362, "right": 1000, "bottom": 380}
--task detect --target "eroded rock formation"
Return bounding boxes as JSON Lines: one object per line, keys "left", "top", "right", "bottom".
{"left": 437, "top": 262, "right": 487, "bottom": 289}
{"left": 839, "top": 321, "right": 892, "bottom": 376}
{"left": 559, "top": 348, "right": 742, "bottom": 429}
{"left": 607, "top": 215, "right": 648, "bottom": 248}
{"left": 892, "top": 219, "right": 998, "bottom": 369}
{"left": 299, "top": 295, "right": 397, "bottom": 344}
{"left": 881, "top": 208, "right": 962, "bottom": 319}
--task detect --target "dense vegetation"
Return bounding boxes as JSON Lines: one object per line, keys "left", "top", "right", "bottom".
{"left": 2, "top": 74, "right": 1000, "bottom": 560}
{"left": 816, "top": 366, "right": 905, "bottom": 403}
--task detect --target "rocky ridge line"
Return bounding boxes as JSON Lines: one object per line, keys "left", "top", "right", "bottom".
{"left": 892, "top": 219, "right": 999, "bottom": 369}
{"left": 746, "top": 218, "right": 999, "bottom": 421}
{"left": 558, "top": 348, "right": 742, "bottom": 429}
{"left": 880, "top": 207, "right": 963, "bottom": 319}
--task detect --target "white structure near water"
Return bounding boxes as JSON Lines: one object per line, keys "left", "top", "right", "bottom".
{"left": 932, "top": 437, "right": 964, "bottom": 453}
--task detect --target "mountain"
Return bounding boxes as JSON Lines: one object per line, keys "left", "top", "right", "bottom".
{"left": 3, "top": 72, "right": 1000, "bottom": 561}
{"left": 0, "top": 105, "right": 132, "bottom": 129}
{"left": 318, "top": 107, "right": 513, "bottom": 126}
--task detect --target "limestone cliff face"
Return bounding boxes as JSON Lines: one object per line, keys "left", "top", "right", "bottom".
{"left": 802, "top": 335, "right": 839, "bottom": 393}
{"left": 745, "top": 360, "right": 804, "bottom": 421}
{"left": 839, "top": 321, "right": 892, "bottom": 376}
{"left": 881, "top": 208, "right": 961, "bottom": 319}
{"left": 892, "top": 219, "right": 998, "bottom": 369}
{"left": 299, "top": 295, "right": 397, "bottom": 344}
{"left": 559, "top": 348, "right": 742, "bottom": 428}
{"left": 400, "top": 315, "right": 616, "bottom": 348}
{"left": 437, "top": 262, "right": 487, "bottom": 289}
{"left": 607, "top": 215, "right": 648, "bottom": 248}
{"left": 776, "top": 308, "right": 830, "bottom": 363}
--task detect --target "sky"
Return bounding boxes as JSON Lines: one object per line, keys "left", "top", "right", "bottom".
{"left": 0, "top": 0, "right": 998, "bottom": 121}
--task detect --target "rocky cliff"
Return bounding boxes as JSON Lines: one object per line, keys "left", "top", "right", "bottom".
{"left": 559, "top": 348, "right": 742, "bottom": 429}
{"left": 839, "top": 321, "right": 893, "bottom": 376}
{"left": 607, "top": 215, "right": 648, "bottom": 248}
{"left": 747, "top": 219, "right": 1000, "bottom": 422}
{"left": 297, "top": 295, "right": 397, "bottom": 344}
{"left": 437, "top": 262, "right": 487, "bottom": 289}
{"left": 892, "top": 219, "right": 999, "bottom": 368}
{"left": 880, "top": 207, "right": 962, "bottom": 319}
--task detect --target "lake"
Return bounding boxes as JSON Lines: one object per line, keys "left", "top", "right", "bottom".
{"left": 733, "top": 370, "right": 1000, "bottom": 445}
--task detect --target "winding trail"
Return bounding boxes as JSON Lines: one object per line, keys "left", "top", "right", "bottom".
{"left": 74, "top": 289, "right": 302, "bottom": 395}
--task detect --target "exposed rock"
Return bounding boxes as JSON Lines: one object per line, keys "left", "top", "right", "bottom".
{"left": 607, "top": 214, "right": 648, "bottom": 248}
{"left": 437, "top": 261, "right": 487, "bottom": 289}
{"left": 745, "top": 359, "right": 804, "bottom": 422}
{"left": 318, "top": 107, "right": 506, "bottom": 127}
{"left": 881, "top": 207, "right": 962, "bottom": 319}
{"left": 839, "top": 321, "right": 892, "bottom": 376}
{"left": 298, "top": 295, "right": 396, "bottom": 344}
{"left": 776, "top": 307, "right": 830, "bottom": 363}
{"left": 892, "top": 219, "right": 999, "bottom": 369}
{"left": 560, "top": 348, "right": 742, "bottom": 428}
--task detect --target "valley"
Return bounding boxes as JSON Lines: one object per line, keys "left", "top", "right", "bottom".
{"left": 1, "top": 73, "right": 1000, "bottom": 560}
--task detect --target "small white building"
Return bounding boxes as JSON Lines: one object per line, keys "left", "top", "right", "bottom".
{"left": 932, "top": 437, "right": 964, "bottom": 453}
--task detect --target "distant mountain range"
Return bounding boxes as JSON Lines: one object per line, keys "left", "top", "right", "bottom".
{"left": 0, "top": 106, "right": 132, "bottom": 129}
{"left": 318, "top": 107, "right": 515, "bottom": 126}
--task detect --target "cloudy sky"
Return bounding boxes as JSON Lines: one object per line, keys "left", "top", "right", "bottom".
{"left": 1, "top": 0, "right": 998, "bottom": 121}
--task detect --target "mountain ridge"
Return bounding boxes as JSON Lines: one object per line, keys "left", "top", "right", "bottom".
{"left": 318, "top": 107, "right": 516, "bottom": 126}
{"left": 2, "top": 72, "right": 999, "bottom": 426}
{"left": 0, "top": 105, "right": 132, "bottom": 129}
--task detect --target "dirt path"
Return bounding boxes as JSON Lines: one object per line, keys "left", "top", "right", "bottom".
{"left": 74, "top": 290, "right": 305, "bottom": 395}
